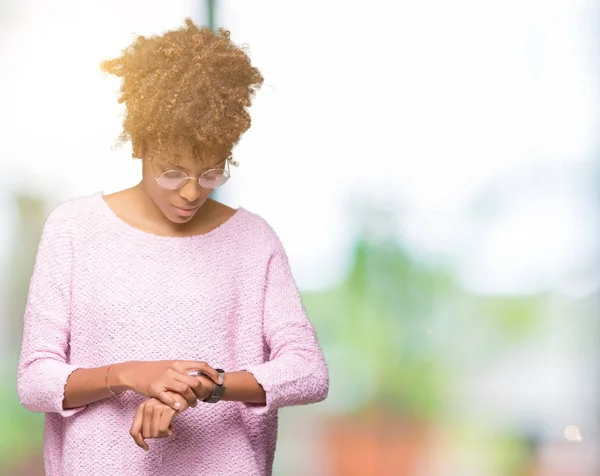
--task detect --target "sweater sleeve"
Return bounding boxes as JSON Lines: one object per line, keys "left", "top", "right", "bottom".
{"left": 242, "top": 241, "right": 329, "bottom": 414}
{"left": 17, "top": 205, "right": 86, "bottom": 417}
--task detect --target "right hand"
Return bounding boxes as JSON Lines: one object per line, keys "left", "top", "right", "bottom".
{"left": 118, "top": 360, "right": 220, "bottom": 410}
{"left": 129, "top": 392, "right": 187, "bottom": 451}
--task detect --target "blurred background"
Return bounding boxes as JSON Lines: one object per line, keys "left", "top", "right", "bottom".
{"left": 1, "top": 0, "right": 599, "bottom": 474}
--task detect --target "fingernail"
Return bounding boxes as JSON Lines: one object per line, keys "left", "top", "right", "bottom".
{"left": 174, "top": 402, "right": 181, "bottom": 409}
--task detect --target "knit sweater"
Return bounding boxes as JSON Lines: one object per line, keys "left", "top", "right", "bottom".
{"left": 17, "top": 192, "right": 329, "bottom": 476}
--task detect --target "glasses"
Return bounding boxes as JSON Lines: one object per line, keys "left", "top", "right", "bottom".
{"left": 151, "top": 158, "right": 231, "bottom": 190}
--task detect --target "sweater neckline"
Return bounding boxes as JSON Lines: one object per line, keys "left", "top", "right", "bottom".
{"left": 93, "top": 191, "right": 246, "bottom": 242}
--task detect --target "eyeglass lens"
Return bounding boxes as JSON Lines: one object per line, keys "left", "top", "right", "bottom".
{"left": 157, "top": 169, "right": 229, "bottom": 190}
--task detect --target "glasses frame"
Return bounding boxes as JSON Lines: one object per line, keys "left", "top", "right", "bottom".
{"left": 151, "top": 157, "right": 232, "bottom": 190}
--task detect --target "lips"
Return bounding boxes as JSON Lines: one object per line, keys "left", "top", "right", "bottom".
{"left": 172, "top": 205, "right": 199, "bottom": 217}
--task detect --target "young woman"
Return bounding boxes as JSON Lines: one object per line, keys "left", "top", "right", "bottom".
{"left": 17, "top": 18, "right": 328, "bottom": 476}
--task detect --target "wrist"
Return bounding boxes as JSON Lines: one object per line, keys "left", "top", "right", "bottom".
{"left": 109, "top": 362, "right": 131, "bottom": 393}
{"left": 202, "top": 369, "right": 226, "bottom": 403}
{"left": 197, "top": 375, "right": 213, "bottom": 400}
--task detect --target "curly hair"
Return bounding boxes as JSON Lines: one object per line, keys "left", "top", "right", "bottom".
{"left": 100, "top": 18, "right": 264, "bottom": 163}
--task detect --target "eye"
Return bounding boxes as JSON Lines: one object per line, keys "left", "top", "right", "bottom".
{"left": 157, "top": 170, "right": 188, "bottom": 189}
{"left": 199, "top": 169, "right": 230, "bottom": 189}
{"left": 163, "top": 170, "right": 186, "bottom": 179}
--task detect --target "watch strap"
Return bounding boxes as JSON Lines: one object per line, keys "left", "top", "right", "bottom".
{"left": 203, "top": 368, "right": 226, "bottom": 403}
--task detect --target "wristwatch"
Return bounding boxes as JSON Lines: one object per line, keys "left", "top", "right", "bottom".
{"left": 203, "top": 368, "right": 226, "bottom": 403}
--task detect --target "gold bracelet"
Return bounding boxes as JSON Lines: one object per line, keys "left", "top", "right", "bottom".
{"left": 106, "top": 365, "right": 116, "bottom": 396}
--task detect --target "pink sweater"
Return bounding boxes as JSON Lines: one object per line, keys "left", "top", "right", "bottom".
{"left": 17, "top": 192, "right": 329, "bottom": 476}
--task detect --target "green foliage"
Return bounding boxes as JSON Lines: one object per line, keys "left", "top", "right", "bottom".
{"left": 472, "top": 296, "right": 542, "bottom": 340}
{"left": 0, "top": 363, "right": 44, "bottom": 468}
{"left": 303, "top": 230, "right": 544, "bottom": 420}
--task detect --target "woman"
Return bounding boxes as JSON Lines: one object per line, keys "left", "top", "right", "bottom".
{"left": 17, "top": 18, "right": 328, "bottom": 476}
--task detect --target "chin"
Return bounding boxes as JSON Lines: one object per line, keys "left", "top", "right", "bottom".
{"left": 168, "top": 211, "right": 196, "bottom": 223}
{"left": 169, "top": 214, "right": 193, "bottom": 223}
{"left": 167, "top": 203, "right": 204, "bottom": 223}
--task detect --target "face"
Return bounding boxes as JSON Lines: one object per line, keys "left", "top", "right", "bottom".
{"left": 140, "top": 148, "right": 228, "bottom": 225}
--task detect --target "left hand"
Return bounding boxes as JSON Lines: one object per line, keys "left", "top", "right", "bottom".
{"left": 130, "top": 377, "right": 213, "bottom": 451}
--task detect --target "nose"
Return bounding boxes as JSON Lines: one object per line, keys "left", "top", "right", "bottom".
{"left": 178, "top": 178, "right": 202, "bottom": 202}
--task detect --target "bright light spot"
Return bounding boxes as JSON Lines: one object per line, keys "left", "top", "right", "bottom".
{"left": 564, "top": 425, "right": 582, "bottom": 442}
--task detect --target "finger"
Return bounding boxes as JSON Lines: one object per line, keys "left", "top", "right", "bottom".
{"left": 195, "top": 362, "right": 220, "bottom": 383}
{"left": 158, "top": 408, "right": 176, "bottom": 438}
{"left": 157, "top": 390, "right": 181, "bottom": 411}
{"left": 191, "top": 377, "right": 211, "bottom": 401}
{"left": 164, "top": 379, "right": 198, "bottom": 407}
{"left": 130, "top": 405, "right": 149, "bottom": 451}
{"left": 174, "top": 372, "right": 210, "bottom": 388}
{"left": 174, "top": 379, "right": 203, "bottom": 406}
{"left": 150, "top": 405, "right": 162, "bottom": 438}
{"left": 181, "top": 387, "right": 198, "bottom": 407}
{"left": 142, "top": 403, "right": 154, "bottom": 439}
{"left": 180, "top": 361, "right": 220, "bottom": 383}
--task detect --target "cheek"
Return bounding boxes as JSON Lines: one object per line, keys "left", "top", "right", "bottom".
{"left": 156, "top": 191, "right": 176, "bottom": 211}
{"left": 146, "top": 184, "right": 169, "bottom": 206}
{"left": 143, "top": 182, "right": 175, "bottom": 214}
{"left": 199, "top": 189, "right": 214, "bottom": 202}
